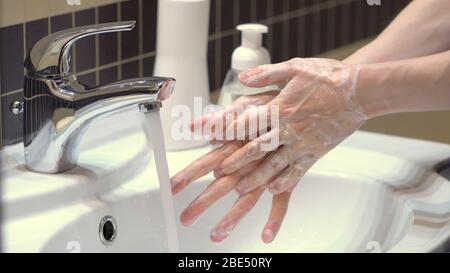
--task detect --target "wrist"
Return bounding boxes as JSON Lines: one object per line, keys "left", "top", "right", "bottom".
{"left": 352, "top": 62, "right": 396, "bottom": 119}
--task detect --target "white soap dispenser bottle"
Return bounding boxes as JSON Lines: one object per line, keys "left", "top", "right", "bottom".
{"left": 218, "top": 24, "right": 272, "bottom": 107}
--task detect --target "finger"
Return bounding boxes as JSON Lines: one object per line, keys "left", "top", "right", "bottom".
{"left": 213, "top": 168, "right": 225, "bottom": 179}
{"left": 235, "top": 146, "right": 293, "bottom": 195}
{"left": 189, "top": 97, "right": 250, "bottom": 134}
{"left": 225, "top": 105, "right": 268, "bottom": 140}
{"left": 180, "top": 159, "right": 263, "bottom": 226}
{"left": 209, "top": 91, "right": 279, "bottom": 142}
{"left": 194, "top": 91, "right": 279, "bottom": 137}
{"left": 189, "top": 113, "right": 215, "bottom": 132}
{"left": 217, "top": 129, "right": 282, "bottom": 176}
{"left": 170, "top": 141, "right": 244, "bottom": 194}
{"left": 221, "top": 103, "right": 280, "bottom": 142}
{"left": 209, "top": 139, "right": 227, "bottom": 145}
{"left": 210, "top": 187, "right": 266, "bottom": 243}
{"left": 190, "top": 105, "right": 238, "bottom": 138}
{"left": 239, "top": 61, "right": 294, "bottom": 88}
{"left": 261, "top": 192, "right": 291, "bottom": 244}
{"left": 218, "top": 120, "right": 313, "bottom": 176}
{"left": 180, "top": 173, "right": 240, "bottom": 226}
{"left": 268, "top": 155, "right": 316, "bottom": 194}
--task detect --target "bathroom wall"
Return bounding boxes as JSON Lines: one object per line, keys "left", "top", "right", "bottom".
{"left": 0, "top": 0, "right": 410, "bottom": 148}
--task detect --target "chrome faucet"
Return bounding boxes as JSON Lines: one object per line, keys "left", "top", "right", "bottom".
{"left": 23, "top": 21, "right": 175, "bottom": 173}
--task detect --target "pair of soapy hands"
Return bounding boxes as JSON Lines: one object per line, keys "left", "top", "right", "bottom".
{"left": 170, "top": 58, "right": 367, "bottom": 243}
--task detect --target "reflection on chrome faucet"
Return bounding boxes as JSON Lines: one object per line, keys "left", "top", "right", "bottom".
{"left": 23, "top": 21, "right": 175, "bottom": 173}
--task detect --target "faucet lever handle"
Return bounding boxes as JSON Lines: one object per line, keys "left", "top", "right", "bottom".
{"left": 25, "top": 21, "right": 136, "bottom": 78}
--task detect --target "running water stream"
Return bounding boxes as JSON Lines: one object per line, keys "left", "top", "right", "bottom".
{"left": 145, "top": 110, "right": 180, "bottom": 252}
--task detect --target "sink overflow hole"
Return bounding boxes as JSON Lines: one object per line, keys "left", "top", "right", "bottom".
{"left": 99, "top": 216, "right": 117, "bottom": 246}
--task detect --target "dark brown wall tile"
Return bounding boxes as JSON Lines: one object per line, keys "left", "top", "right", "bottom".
{"left": 209, "top": 0, "right": 217, "bottom": 34}
{"left": 319, "top": 8, "right": 328, "bottom": 53}
{"left": 273, "top": 0, "right": 285, "bottom": 16}
{"left": 351, "top": 0, "right": 365, "bottom": 43}
{"left": 271, "top": 22, "right": 284, "bottom": 63}
{"left": 78, "top": 72, "right": 96, "bottom": 87}
{"left": 50, "top": 13, "right": 73, "bottom": 33}
{"left": 98, "top": 3, "right": 118, "bottom": 66}
{"left": 288, "top": 17, "right": 299, "bottom": 58}
{"left": 75, "top": 9, "right": 96, "bottom": 72}
{"left": 121, "top": 0, "right": 139, "bottom": 59}
{"left": 304, "top": 13, "right": 313, "bottom": 57}
{"left": 2, "top": 92, "right": 23, "bottom": 145}
{"left": 256, "top": 0, "right": 268, "bottom": 21}
{"left": 0, "top": 24, "right": 24, "bottom": 94}
{"left": 143, "top": 0, "right": 158, "bottom": 53}
{"left": 220, "top": 35, "right": 234, "bottom": 85}
{"left": 207, "top": 40, "right": 217, "bottom": 91}
{"left": 121, "top": 60, "right": 139, "bottom": 79}
{"left": 221, "top": 0, "right": 234, "bottom": 31}
{"left": 325, "top": 4, "right": 336, "bottom": 51}
{"left": 238, "top": 0, "right": 252, "bottom": 24}
{"left": 25, "top": 18, "right": 49, "bottom": 54}
{"left": 289, "top": 0, "right": 302, "bottom": 10}
{"left": 99, "top": 66, "right": 118, "bottom": 85}
{"left": 311, "top": 10, "right": 321, "bottom": 56}
{"left": 143, "top": 56, "right": 155, "bottom": 77}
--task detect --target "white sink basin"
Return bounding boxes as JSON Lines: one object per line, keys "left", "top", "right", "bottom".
{"left": 1, "top": 110, "right": 450, "bottom": 252}
{"left": 176, "top": 172, "right": 410, "bottom": 252}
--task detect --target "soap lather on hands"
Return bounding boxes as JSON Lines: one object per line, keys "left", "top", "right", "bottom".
{"left": 170, "top": 57, "right": 367, "bottom": 243}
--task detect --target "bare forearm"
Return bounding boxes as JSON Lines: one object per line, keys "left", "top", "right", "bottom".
{"left": 345, "top": 0, "right": 450, "bottom": 64}
{"left": 356, "top": 50, "right": 450, "bottom": 118}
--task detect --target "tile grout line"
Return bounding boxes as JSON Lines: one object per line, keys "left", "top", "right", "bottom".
{"left": 1, "top": 89, "right": 24, "bottom": 97}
